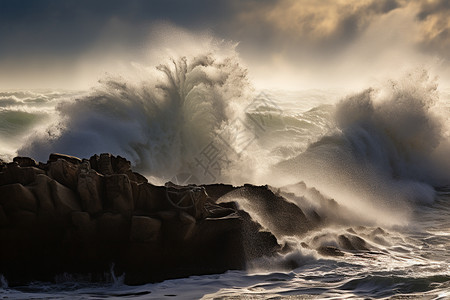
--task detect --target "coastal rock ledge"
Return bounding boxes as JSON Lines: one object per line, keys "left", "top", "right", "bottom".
{"left": 0, "top": 153, "right": 310, "bottom": 286}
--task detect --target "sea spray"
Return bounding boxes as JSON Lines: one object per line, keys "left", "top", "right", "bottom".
{"left": 273, "top": 70, "right": 449, "bottom": 226}
{"left": 11, "top": 65, "right": 450, "bottom": 226}
{"left": 0, "top": 274, "right": 8, "bottom": 289}
{"left": 0, "top": 80, "right": 449, "bottom": 299}
{"left": 18, "top": 50, "right": 252, "bottom": 182}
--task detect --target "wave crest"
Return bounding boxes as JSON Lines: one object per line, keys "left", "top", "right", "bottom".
{"left": 273, "top": 70, "right": 449, "bottom": 226}
{"left": 19, "top": 50, "right": 251, "bottom": 180}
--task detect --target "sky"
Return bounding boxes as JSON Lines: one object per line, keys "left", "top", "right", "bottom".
{"left": 0, "top": 0, "right": 449, "bottom": 90}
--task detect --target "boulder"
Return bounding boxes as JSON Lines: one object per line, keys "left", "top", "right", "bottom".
{"left": 29, "top": 174, "right": 55, "bottom": 218}
{"left": 0, "top": 183, "right": 37, "bottom": 214}
{"left": 48, "top": 153, "right": 82, "bottom": 165}
{"left": 77, "top": 161, "right": 104, "bottom": 215}
{"left": 204, "top": 202, "right": 236, "bottom": 218}
{"left": 13, "top": 157, "right": 38, "bottom": 168}
{"left": 135, "top": 183, "right": 167, "bottom": 213}
{"left": 165, "top": 184, "right": 208, "bottom": 219}
{"left": 228, "top": 208, "right": 281, "bottom": 261}
{"left": 49, "top": 179, "right": 81, "bottom": 217}
{"left": 111, "top": 155, "right": 148, "bottom": 183}
{"left": 127, "top": 171, "right": 148, "bottom": 184}
{"left": 178, "top": 211, "right": 196, "bottom": 240}
{"left": 130, "top": 180, "right": 139, "bottom": 205}
{"left": 96, "top": 213, "right": 129, "bottom": 242}
{"left": 0, "top": 153, "right": 293, "bottom": 286}
{"left": 0, "top": 164, "right": 45, "bottom": 186}
{"left": 203, "top": 184, "right": 235, "bottom": 202}
{"left": 98, "top": 153, "right": 114, "bottom": 175}
{"left": 48, "top": 159, "right": 79, "bottom": 190}
{"left": 71, "top": 211, "right": 96, "bottom": 241}
{"left": 130, "top": 216, "right": 161, "bottom": 242}
{"left": 218, "top": 185, "right": 312, "bottom": 237}
{"left": 89, "top": 154, "right": 99, "bottom": 172}
{"left": 104, "top": 174, "right": 134, "bottom": 217}
{"left": 159, "top": 210, "right": 196, "bottom": 242}
{"left": 157, "top": 210, "right": 177, "bottom": 220}
{"left": 111, "top": 155, "right": 131, "bottom": 173}
{"left": 179, "top": 210, "right": 196, "bottom": 225}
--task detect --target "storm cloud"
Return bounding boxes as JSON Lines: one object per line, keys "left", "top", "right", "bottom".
{"left": 415, "top": 0, "right": 450, "bottom": 56}
{"left": 0, "top": 0, "right": 449, "bottom": 89}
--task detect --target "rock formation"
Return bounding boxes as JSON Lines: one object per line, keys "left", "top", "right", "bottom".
{"left": 0, "top": 153, "right": 318, "bottom": 286}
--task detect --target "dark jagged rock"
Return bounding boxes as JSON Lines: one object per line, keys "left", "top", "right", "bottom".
{"left": 13, "top": 156, "right": 38, "bottom": 168}
{"left": 50, "top": 178, "right": 81, "bottom": 217}
{"left": 165, "top": 183, "right": 208, "bottom": 220}
{"left": 48, "top": 158, "right": 79, "bottom": 190}
{"left": 0, "top": 153, "right": 316, "bottom": 286}
{"left": 130, "top": 216, "right": 161, "bottom": 242}
{"left": 237, "top": 209, "right": 281, "bottom": 261}
{"left": 0, "top": 183, "right": 37, "bottom": 213}
{"left": 111, "top": 155, "right": 148, "bottom": 184}
{"left": 71, "top": 211, "right": 96, "bottom": 242}
{"left": 29, "top": 174, "right": 56, "bottom": 219}
{"left": 48, "top": 153, "right": 82, "bottom": 165}
{"left": 104, "top": 174, "right": 134, "bottom": 217}
{"left": 217, "top": 184, "right": 313, "bottom": 238}
{"left": 203, "top": 183, "right": 236, "bottom": 201}
{"left": 135, "top": 182, "right": 168, "bottom": 213}
{"left": 0, "top": 163, "right": 45, "bottom": 186}
{"left": 89, "top": 154, "right": 148, "bottom": 184}
{"left": 77, "top": 162, "right": 104, "bottom": 215}
{"left": 98, "top": 153, "right": 114, "bottom": 175}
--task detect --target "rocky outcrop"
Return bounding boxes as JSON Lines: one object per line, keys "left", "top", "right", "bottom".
{"left": 1, "top": 153, "right": 316, "bottom": 286}
{"left": 217, "top": 184, "right": 313, "bottom": 237}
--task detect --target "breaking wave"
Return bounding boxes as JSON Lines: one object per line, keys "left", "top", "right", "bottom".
{"left": 274, "top": 70, "right": 450, "bottom": 226}
{"left": 1, "top": 47, "right": 449, "bottom": 299}
{"left": 18, "top": 50, "right": 252, "bottom": 181}
{"left": 7, "top": 51, "right": 450, "bottom": 227}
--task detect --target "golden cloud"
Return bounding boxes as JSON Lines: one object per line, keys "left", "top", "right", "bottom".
{"left": 234, "top": 0, "right": 450, "bottom": 57}
{"left": 237, "top": 0, "right": 401, "bottom": 42}
{"left": 415, "top": 0, "right": 450, "bottom": 55}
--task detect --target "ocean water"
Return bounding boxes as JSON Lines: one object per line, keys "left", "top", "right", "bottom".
{"left": 0, "top": 53, "right": 449, "bottom": 299}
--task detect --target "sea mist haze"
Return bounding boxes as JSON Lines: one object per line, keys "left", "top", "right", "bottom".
{"left": 0, "top": 0, "right": 449, "bottom": 299}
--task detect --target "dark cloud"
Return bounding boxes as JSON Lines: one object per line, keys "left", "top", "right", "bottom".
{"left": 416, "top": 0, "right": 450, "bottom": 20}
{"left": 414, "top": 0, "right": 450, "bottom": 58}
{"left": 0, "top": 0, "right": 233, "bottom": 58}
{"left": 0, "top": 0, "right": 237, "bottom": 88}
{"left": 231, "top": 0, "right": 403, "bottom": 49}
{"left": 1, "top": 0, "right": 448, "bottom": 62}
{"left": 368, "top": 0, "right": 400, "bottom": 14}
{"left": 0, "top": 0, "right": 449, "bottom": 89}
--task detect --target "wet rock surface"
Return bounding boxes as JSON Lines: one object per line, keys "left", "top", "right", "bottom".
{"left": 0, "top": 153, "right": 318, "bottom": 286}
